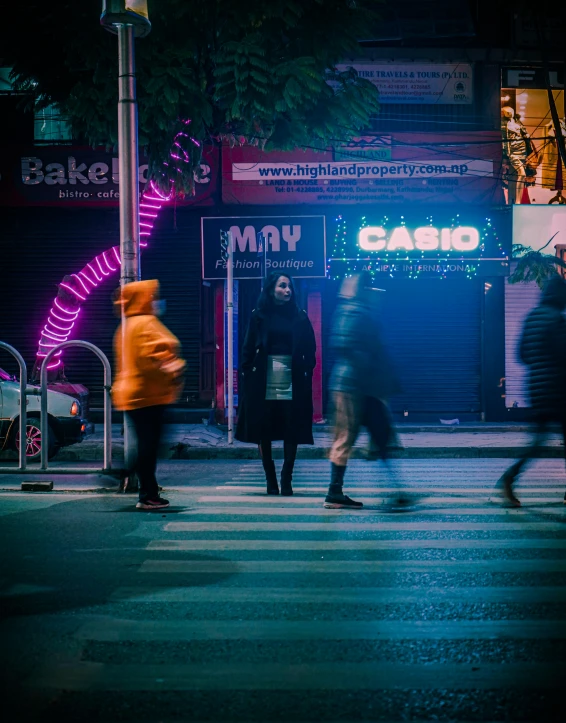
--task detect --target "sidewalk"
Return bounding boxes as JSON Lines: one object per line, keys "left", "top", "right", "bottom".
{"left": 2, "top": 423, "right": 562, "bottom": 463}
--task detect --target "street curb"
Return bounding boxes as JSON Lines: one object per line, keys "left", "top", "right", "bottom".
{"left": 164, "top": 446, "right": 564, "bottom": 460}
{"left": 28, "top": 444, "right": 562, "bottom": 461}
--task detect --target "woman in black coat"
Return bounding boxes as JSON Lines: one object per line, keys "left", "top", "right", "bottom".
{"left": 236, "top": 272, "right": 316, "bottom": 495}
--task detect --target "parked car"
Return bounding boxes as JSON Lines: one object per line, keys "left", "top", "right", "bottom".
{"left": 0, "top": 368, "right": 89, "bottom": 461}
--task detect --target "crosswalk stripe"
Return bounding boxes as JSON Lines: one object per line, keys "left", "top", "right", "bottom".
{"left": 190, "top": 504, "right": 563, "bottom": 514}
{"left": 146, "top": 538, "right": 566, "bottom": 550}
{"left": 139, "top": 559, "right": 566, "bottom": 574}
{"left": 75, "top": 618, "right": 566, "bottom": 642}
{"left": 35, "top": 661, "right": 565, "bottom": 691}
{"left": 109, "top": 585, "right": 566, "bottom": 604}
{"left": 165, "top": 520, "right": 566, "bottom": 531}
{"left": 217, "top": 486, "right": 564, "bottom": 494}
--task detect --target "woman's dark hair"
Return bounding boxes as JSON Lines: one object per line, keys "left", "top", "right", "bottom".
{"left": 257, "top": 272, "right": 299, "bottom": 313}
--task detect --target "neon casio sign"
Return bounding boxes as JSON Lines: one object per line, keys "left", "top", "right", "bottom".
{"left": 358, "top": 226, "right": 480, "bottom": 252}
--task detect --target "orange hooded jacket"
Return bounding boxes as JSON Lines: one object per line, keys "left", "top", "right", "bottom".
{"left": 112, "top": 280, "right": 186, "bottom": 411}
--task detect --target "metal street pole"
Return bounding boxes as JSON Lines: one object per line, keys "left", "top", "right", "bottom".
{"left": 101, "top": 2, "right": 150, "bottom": 486}
{"left": 227, "top": 231, "right": 234, "bottom": 445}
{"left": 117, "top": 23, "right": 141, "bottom": 483}
{"left": 117, "top": 23, "right": 140, "bottom": 285}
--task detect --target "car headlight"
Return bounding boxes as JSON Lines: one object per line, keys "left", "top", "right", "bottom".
{"left": 70, "top": 400, "right": 81, "bottom": 416}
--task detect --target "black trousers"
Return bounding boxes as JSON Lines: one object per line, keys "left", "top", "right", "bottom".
{"left": 504, "top": 413, "right": 566, "bottom": 481}
{"left": 125, "top": 405, "right": 165, "bottom": 501}
{"left": 363, "top": 397, "right": 394, "bottom": 462}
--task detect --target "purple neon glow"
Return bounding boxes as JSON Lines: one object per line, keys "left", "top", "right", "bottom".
{"left": 36, "top": 120, "right": 197, "bottom": 370}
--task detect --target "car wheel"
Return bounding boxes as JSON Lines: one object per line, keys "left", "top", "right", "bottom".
{"left": 13, "top": 417, "right": 57, "bottom": 462}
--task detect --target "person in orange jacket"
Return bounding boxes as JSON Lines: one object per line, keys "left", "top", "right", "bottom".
{"left": 112, "top": 279, "right": 185, "bottom": 510}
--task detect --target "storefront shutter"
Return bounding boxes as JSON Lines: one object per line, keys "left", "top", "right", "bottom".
{"left": 323, "top": 277, "right": 482, "bottom": 420}
{"left": 378, "top": 278, "right": 482, "bottom": 418}
{"left": 1, "top": 206, "right": 202, "bottom": 409}
{"left": 504, "top": 277, "right": 540, "bottom": 409}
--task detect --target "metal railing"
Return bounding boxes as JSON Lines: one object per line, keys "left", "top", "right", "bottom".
{"left": 0, "top": 342, "right": 28, "bottom": 472}
{"left": 40, "top": 341, "right": 113, "bottom": 473}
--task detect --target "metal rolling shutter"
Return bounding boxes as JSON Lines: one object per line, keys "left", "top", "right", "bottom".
{"left": 322, "top": 278, "right": 482, "bottom": 419}
{"left": 379, "top": 279, "right": 482, "bottom": 416}
{"left": 140, "top": 207, "right": 202, "bottom": 405}
{"left": 1, "top": 207, "right": 120, "bottom": 405}
{"left": 504, "top": 278, "right": 540, "bottom": 409}
{"left": 1, "top": 206, "right": 202, "bottom": 408}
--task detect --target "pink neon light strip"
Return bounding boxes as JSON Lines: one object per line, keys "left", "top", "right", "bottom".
{"left": 36, "top": 120, "right": 196, "bottom": 365}
{"left": 88, "top": 262, "right": 103, "bottom": 282}
{"left": 54, "top": 298, "right": 79, "bottom": 317}
{"left": 59, "top": 282, "right": 86, "bottom": 302}
{"left": 72, "top": 273, "right": 90, "bottom": 295}
{"left": 49, "top": 311, "right": 75, "bottom": 326}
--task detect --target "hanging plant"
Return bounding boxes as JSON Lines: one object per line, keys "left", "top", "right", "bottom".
{"left": 508, "top": 233, "right": 566, "bottom": 288}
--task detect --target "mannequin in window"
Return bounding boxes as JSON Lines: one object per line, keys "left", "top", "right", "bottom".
{"left": 501, "top": 106, "right": 529, "bottom": 204}
{"left": 542, "top": 118, "right": 566, "bottom": 190}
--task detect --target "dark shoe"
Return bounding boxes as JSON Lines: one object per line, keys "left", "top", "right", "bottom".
{"left": 136, "top": 496, "right": 170, "bottom": 510}
{"left": 563, "top": 491, "right": 566, "bottom": 505}
{"left": 280, "top": 477, "right": 293, "bottom": 496}
{"left": 324, "top": 493, "right": 363, "bottom": 509}
{"left": 120, "top": 473, "right": 139, "bottom": 494}
{"left": 498, "top": 474, "right": 521, "bottom": 507}
{"left": 263, "top": 461, "right": 279, "bottom": 495}
{"left": 380, "top": 495, "right": 413, "bottom": 513}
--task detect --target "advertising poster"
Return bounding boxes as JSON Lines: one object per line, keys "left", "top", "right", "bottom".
{"left": 501, "top": 67, "right": 565, "bottom": 205}
{"left": 0, "top": 146, "right": 219, "bottom": 206}
{"left": 222, "top": 132, "right": 502, "bottom": 206}
{"left": 202, "top": 215, "right": 326, "bottom": 280}
{"left": 334, "top": 62, "right": 473, "bottom": 105}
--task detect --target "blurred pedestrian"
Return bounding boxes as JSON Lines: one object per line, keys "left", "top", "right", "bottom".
{"left": 112, "top": 280, "right": 185, "bottom": 510}
{"left": 236, "top": 273, "right": 316, "bottom": 495}
{"left": 497, "top": 275, "right": 566, "bottom": 506}
{"left": 325, "top": 273, "right": 404, "bottom": 510}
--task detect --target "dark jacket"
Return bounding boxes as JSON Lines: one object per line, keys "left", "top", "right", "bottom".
{"left": 235, "top": 306, "right": 316, "bottom": 444}
{"left": 328, "top": 296, "right": 401, "bottom": 400}
{"left": 519, "top": 278, "right": 566, "bottom": 417}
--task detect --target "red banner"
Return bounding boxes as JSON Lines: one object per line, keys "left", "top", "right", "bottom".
{"left": 222, "top": 132, "right": 502, "bottom": 205}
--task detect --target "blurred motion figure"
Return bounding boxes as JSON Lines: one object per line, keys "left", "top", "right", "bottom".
{"left": 325, "top": 272, "right": 406, "bottom": 510}
{"left": 498, "top": 276, "right": 566, "bottom": 506}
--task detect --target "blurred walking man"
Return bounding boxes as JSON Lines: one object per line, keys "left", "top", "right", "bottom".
{"left": 498, "top": 275, "right": 566, "bottom": 506}
{"left": 325, "top": 273, "right": 405, "bottom": 510}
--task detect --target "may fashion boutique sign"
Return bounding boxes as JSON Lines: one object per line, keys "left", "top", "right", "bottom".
{"left": 201, "top": 216, "right": 326, "bottom": 280}
{"left": 334, "top": 62, "right": 473, "bottom": 104}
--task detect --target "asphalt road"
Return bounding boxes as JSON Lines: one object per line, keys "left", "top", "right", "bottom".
{"left": 0, "top": 458, "right": 565, "bottom": 722}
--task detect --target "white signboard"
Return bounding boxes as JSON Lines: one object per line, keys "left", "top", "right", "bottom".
{"left": 336, "top": 63, "right": 473, "bottom": 104}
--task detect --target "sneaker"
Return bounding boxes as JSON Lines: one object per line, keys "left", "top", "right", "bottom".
{"left": 136, "top": 496, "right": 170, "bottom": 510}
{"left": 324, "top": 493, "right": 363, "bottom": 509}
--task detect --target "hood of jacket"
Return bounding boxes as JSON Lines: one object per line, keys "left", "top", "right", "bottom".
{"left": 115, "top": 279, "right": 159, "bottom": 317}
{"left": 541, "top": 276, "right": 566, "bottom": 310}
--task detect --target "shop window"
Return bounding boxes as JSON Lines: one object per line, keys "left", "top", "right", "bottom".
{"left": 34, "top": 104, "right": 72, "bottom": 144}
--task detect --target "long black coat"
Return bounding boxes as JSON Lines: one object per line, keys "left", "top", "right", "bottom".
{"left": 235, "top": 307, "right": 316, "bottom": 444}
{"left": 519, "top": 280, "right": 566, "bottom": 418}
